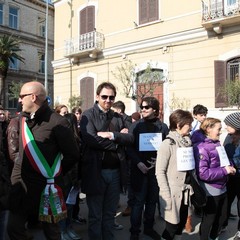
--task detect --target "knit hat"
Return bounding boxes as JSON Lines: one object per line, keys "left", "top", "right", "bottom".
{"left": 224, "top": 112, "right": 240, "bottom": 130}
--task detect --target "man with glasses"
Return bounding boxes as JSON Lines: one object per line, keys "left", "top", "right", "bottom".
{"left": 127, "top": 96, "right": 169, "bottom": 240}
{"left": 7, "top": 81, "right": 79, "bottom": 240}
{"left": 80, "top": 82, "right": 134, "bottom": 240}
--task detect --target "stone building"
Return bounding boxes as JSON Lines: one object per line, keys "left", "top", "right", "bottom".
{"left": 0, "top": 0, "right": 54, "bottom": 111}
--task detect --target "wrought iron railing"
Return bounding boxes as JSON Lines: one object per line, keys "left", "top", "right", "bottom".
{"left": 202, "top": 0, "right": 240, "bottom": 21}
{"left": 64, "top": 31, "right": 104, "bottom": 56}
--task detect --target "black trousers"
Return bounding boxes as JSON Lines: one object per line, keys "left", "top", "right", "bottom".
{"left": 200, "top": 193, "right": 227, "bottom": 240}
{"left": 7, "top": 211, "right": 61, "bottom": 240}
{"left": 161, "top": 197, "right": 188, "bottom": 240}
{"left": 224, "top": 177, "right": 240, "bottom": 230}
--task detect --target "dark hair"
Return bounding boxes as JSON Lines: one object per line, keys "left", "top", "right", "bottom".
{"left": 169, "top": 109, "right": 193, "bottom": 131}
{"left": 193, "top": 104, "right": 208, "bottom": 115}
{"left": 141, "top": 97, "right": 160, "bottom": 117}
{"left": 72, "top": 106, "right": 82, "bottom": 115}
{"left": 64, "top": 113, "right": 79, "bottom": 141}
{"left": 55, "top": 104, "right": 68, "bottom": 114}
{"left": 112, "top": 101, "right": 125, "bottom": 113}
{"left": 96, "top": 82, "right": 117, "bottom": 96}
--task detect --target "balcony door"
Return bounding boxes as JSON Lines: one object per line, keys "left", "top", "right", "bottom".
{"left": 80, "top": 6, "right": 95, "bottom": 35}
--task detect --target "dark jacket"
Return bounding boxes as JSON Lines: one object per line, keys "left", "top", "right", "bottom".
{"left": 10, "top": 102, "right": 79, "bottom": 214}
{"left": 127, "top": 118, "right": 169, "bottom": 191}
{"left": 80, "top": 103, "right": 134, "bottom": 194}
{"left": 0, "top": 123, "right": 10, "bottom": 210}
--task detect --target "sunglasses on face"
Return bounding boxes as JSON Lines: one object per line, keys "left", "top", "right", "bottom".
{"left": 140, "top": 105, "right": 152, "bottom": 110}
{"left": 19, "top": 93, "right": 33, "bottom": 99}
{"left": 100, "top": 95, "right": 115, "bottom": 101}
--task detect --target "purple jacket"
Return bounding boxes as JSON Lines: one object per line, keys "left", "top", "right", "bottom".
{"left": 192, "top": 131, "right": 228, "bottom": 189}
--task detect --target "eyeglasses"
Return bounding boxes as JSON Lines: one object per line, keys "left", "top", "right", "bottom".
{"left": 140, "top": 105, "right": 152, "bottom": 110}
{"left": 19, "top": 93, "right": 33, "bottom": 99}
{"left": 100, "top": 95, "right": 115, "bottom": 101}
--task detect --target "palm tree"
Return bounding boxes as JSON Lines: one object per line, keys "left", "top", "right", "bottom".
{"left": 0, "top": 35, "right": 24, "bottom": 107}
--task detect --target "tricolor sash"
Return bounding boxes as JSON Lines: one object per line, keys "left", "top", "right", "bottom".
{"left": 21, "top": 117, "right": 67, "bottom": 223}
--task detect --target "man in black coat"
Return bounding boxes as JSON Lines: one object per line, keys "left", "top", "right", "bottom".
{"left": 7, "top": 81, "right": 79, "bottom": 240}
{"left": 127, "top": 97, "right": 169, "bottom": 240}
{"left": 80, "top": 82, "right": 133, "bottom": 240}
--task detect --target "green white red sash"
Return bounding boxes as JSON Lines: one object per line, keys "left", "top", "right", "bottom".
{"left": 21, "top": 117, "right": 67, "bottom": 223}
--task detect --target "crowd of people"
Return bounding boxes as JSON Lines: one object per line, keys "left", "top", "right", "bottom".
{"left": 0, "top": 81, "right": 239, "bottom": 240}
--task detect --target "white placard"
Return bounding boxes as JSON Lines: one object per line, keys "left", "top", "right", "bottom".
{"left": 177, "top": 147, "right": 195, "bottom": 171}
{"left": 139, "top": 133, "right": 162, "bottom": 151}
{"left": 216, "top": 146, "right": 230, "bottom": 167}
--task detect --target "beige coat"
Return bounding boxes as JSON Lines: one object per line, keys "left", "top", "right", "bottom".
{"left": 155, "top": 131, "right": 192, "bottom": 224}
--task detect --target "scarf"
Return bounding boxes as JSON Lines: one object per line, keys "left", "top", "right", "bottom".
{"left": 21, "top": 117, "right": 67, "bottom": 223}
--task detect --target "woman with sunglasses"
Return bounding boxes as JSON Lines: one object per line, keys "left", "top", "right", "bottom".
{"left": 127, "top": 97, "right": 169, "bottom": 240}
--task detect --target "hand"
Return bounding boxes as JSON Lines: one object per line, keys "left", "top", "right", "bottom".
{"left": 97, "top": 132, "right": 112, "bottom": 139}
{"left": 137, "top": 162, "right": 149, "bottom": 174}
{"left": 225, "top": 165, "right": 236, "bottom": 175}
{"left": 147, "top": 157, "right": 156, "bottom": 169}
{"left": 120, "top": 128, "right": 128, "bottom": 134}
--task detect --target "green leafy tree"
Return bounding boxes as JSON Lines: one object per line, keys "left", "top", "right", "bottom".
{"left": 0, "top": 35, "right": 24, "bottom": 107}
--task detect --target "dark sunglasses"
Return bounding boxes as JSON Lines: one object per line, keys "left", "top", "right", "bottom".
{"left": 19, "top": 93, "right": 33, "bottom": 99}
{"left": 140, "top": 105, "right": 152, "bottom": 110}
{"left": 100, "top": 95, "right": 115, "bottom": 101}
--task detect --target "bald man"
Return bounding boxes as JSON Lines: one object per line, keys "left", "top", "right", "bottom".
{"left": 7, "top": 81, "right": 79, "bottom": 240}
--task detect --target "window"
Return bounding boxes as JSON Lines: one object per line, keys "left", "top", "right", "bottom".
{"left": 135, "top": 68, "right": 164, "bottom": 113}
{"left": 9, "top": 57, "right": 19, "bottom": 70}
{"left": 7, "top": 84, "right": 18, "bottom": 109}
{"left": 0, "top": 4, "right": 3, "bottom": 25}
{"left": 38, "top": 17, "right": 46, "bottom": 37}
{"left": 39, "top": 24, "right": 46, "bottom": 37}
{"left": 39, "top": 54, "right": 45, "bottom": 73}
{"left": 227, "top": 58, "right": 240, "bottom": 81}
{"left": 139, "top": 0, "right": 159, "bottom": 25}
{"left": 215, "top": 58, "right": 240, "bottom": 108}
{"left": 9, "top": 6, "right": 18, "bottom": 29}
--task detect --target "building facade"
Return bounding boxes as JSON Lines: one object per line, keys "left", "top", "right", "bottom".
{"left": 52, "top": 0, "right": 240, "bottom": 125}
{"left": 0, "top": 0, "right": 54, "bottom": 111}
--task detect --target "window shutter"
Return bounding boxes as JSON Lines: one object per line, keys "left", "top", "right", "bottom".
{"left": 80, "top": 8, "right": 87, "bottom": 34}
{"left": 214, "top": 60, "right": 228, "bottom": 108}
{"left": 139, "top": 0, "right": 148, "bottom": 25}
{"left": 80, "top": 6, "right": 95, "bottom": 35}
{"left": 149, "top": 0, "right": 158, "bottom": 22}
{"left": 87, "top": 6, "right": 95, "bottom": 33}
{"left": 139, "top": 0, "right": 158, "bottom": 24}
{"left": 80, "top": 77, "right": 94, "bottom": 111}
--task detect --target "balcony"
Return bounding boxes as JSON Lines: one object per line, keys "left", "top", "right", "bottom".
{"left": 202, "top": 0, "right": 240, "bottom": 32}
{"left": 64, "top": 31, "right": 104, "bottom": 59}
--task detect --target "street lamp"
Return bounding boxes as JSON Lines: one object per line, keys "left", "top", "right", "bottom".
{"left": 44, "top": 0, "right": 49, "bottom": 95}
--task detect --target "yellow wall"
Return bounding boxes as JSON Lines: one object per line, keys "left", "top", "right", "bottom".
{"left": 52, "top": 0, "right": 240, "bottom": 122}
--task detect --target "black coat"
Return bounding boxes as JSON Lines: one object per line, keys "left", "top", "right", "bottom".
{"left": 10, "top": 102, "right": 80, "bottom": 214}
{"left": 80, "top": 103, "right": 134, "bottom": 194}
{"left": 127, "top": 118, "right": 169, "bottom": 191}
